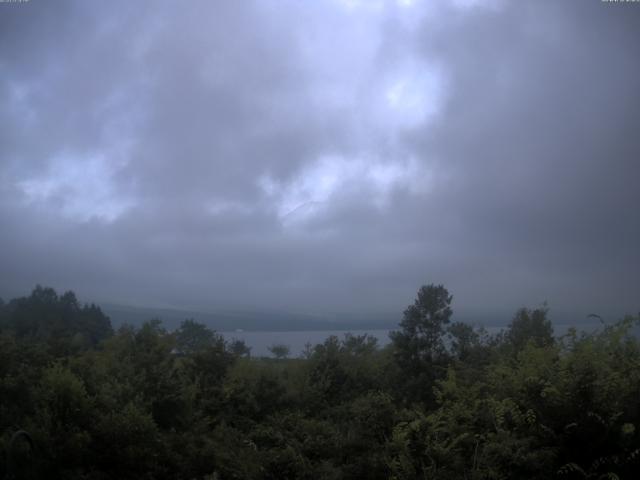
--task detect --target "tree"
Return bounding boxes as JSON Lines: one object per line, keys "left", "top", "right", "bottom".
{"left": 390, "top": 284, "right": 453, "bottom": 404}
{"left": 447, "top": 321, "right": 479, "bottom": 361}
{"left": 1, "top": 286, "right": 112, "bottom": 351}
{"left": 301, "top": 341, "right": 313, "bottom": 359}
{"left": 506, "top": 305, "right": 554, "bottom": 352}
{"left": 341, "top": 333, "right": 378, "bottom": 356}
{"left": 391, "top": 284, "right": 453, "bottom": 364}
{"left": 268, "top": 343, "right": 290, "bottom": 359}
{"left": 229, "top": 338, "right": 251, "bottom": 358}
{"left": 175, "top": 319, "right": 218, "bottom": 355}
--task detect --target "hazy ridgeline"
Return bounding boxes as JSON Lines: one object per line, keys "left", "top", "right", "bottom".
{"left": 0, "top": 285, "right": 639, "bottom": 479}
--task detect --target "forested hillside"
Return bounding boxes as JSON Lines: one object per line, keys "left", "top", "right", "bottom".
{"left": 1, "top": 285, "right": 638, "bottom": 479}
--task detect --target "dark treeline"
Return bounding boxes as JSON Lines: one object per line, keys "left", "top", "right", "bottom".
{"left": 0, "top": 285, "right": 639, "bottom": 479}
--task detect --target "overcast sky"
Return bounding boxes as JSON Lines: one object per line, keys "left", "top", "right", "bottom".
{"left": 1, "top": 0, "right": 638, "bottom": 322}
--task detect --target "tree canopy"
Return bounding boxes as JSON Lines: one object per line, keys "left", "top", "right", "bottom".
{"left": 0, "top": 285, "right": 638, "bottom": 479}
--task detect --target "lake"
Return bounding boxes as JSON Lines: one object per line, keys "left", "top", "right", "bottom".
{"left": 220, "top": 322, "right": 603, "bottom": 357}
{"left": 220, "top": 329, "right": 393, "bottom": 357}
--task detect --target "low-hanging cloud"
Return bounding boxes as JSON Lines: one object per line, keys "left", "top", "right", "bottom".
{"left": 1, "top": 0, "right": 638, "bottom": 323}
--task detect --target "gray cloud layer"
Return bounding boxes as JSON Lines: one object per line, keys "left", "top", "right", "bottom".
{"left": 1, "top": 0, "right": 638, "bottom": 322}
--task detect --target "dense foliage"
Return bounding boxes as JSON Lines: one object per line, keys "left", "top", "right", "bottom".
{"left": 1, "top": 285, "right": 638, "bottom": 479}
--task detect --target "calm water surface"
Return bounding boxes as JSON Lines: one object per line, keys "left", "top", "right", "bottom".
{"left": 221, "top": 323, "right": 601, "bottom": 357}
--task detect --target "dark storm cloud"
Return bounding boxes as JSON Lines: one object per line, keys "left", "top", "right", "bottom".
{"left": 403, "top": 0, "right": 640, "bottom": 312}
{"left": 1, "top": 0, "right": 638, "bottom": 322}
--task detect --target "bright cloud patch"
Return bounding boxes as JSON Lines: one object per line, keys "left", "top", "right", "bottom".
{"left": 261, "top": 155, "right": 429, "bottom": 226}
{"left": 450, "top": 0, "right": 504, "bottom": 10}
{"left": 336, "top": 0, "right": 385, "bottom": 13}
{"left": 18, "top": 153, "right": 133, "bottom": 222}
{"left": 379, "top": 60, "right": 446, "bottom": 129}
